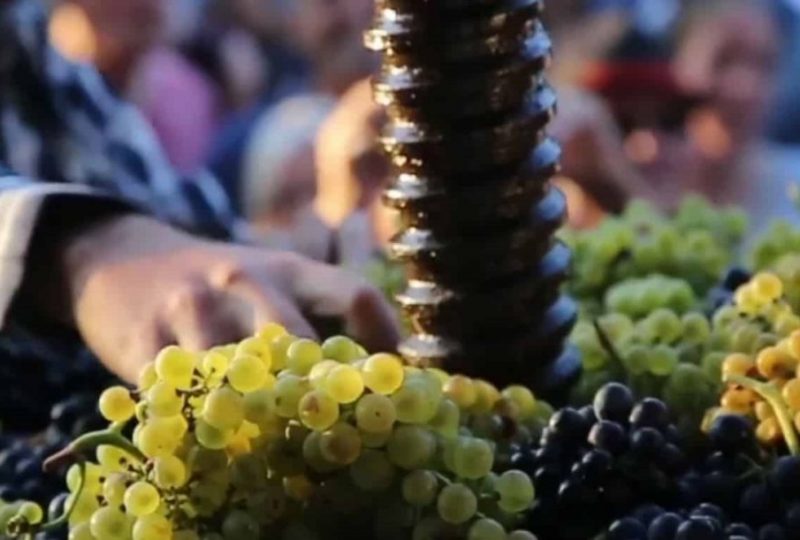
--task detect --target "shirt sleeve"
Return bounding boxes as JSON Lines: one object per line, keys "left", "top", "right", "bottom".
{"left": 0, "top": 0, "right": 252, "bottom": 243}
{"left": 0, "top": 169, "right": 134, "bottom": 328}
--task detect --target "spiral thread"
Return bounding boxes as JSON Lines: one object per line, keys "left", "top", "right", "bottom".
{"left": 368, "top": 0, "right": 580, "bottom": 397}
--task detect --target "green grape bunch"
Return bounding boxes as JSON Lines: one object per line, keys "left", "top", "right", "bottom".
{"left": 0, "top": 325, "right": 548, "bottom": 540}
{"left": 569, "top": 306, "right": 722, "bottom": 434}
{"left": 562, "top": 196, "right": 747, "bottom": 317}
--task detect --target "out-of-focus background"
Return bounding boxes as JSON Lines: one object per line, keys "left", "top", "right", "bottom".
{"left": 46, "top": 0, "right": 800, "bottom": 260}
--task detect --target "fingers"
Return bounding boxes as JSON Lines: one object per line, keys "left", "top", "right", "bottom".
{"left": 346, "top": 285, "right": 402, "bottom": 353}
{"left": 161, "top": 280, "right": 248, "bottom": 351}
{"left": 210, "top": 263, "right": 318, "bottom": 340}
{"left": 288, "top": 258, "right": 401, "bottom": 352}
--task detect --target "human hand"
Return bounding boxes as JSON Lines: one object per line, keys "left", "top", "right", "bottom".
{"left": 62, "top": 215, "right": 400, "bottom": 382}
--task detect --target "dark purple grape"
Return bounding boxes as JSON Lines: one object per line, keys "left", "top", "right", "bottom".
{"left": 690, "top": 503, "right": 726, "bottom": 526}
{"left": 579, "top": 405, "right": 597, "bottom": 425}
{"left": 534, "top": 465, "right": 561, "bottom": 497}
{"left": 0, "top": 484, "right": 18, "bottom": 501}
{"left": 510, "top": 450, "right": 536, "bottom": 473}
{"left": 648, "top": 512, "right": 682, "bottom": 540}
{"left": 675, "top": 516, "right": 722, "bottom": 540}
{"left": 604, "top": 476, "right": 637, "bottom": 512}
{"left": 633, "top": 504, "right": 665, "bottom": 527}
{"left": 768, "top": 456, "right": 800, "bottom": 499}
{"left": 739, "top": 483, "right": 778, "bottom": 526}
{"left": 607, "top": 517, "right": 647, "bottom": 540}
{"left": 757, "top": 524, "right": 786, "bottom": 540}
{"left": 594, "top": 383, "right": 634, "bottom": 423}
{"left": 784, "top": 502, "right": 800, "bottom": 533}
{"left": 631, "top": 428, "right": 666, "bottom": 458}
{"left": 658, "top": 443, "right": 688, "bottom": 474}
{"left": 581, "top": 449, "right": 612, "bottom": 481}
{"left": 588, "top": 421, "right": 628, "bottom": 455}
{"left": 723, "top": 267, "right": 752, "bottom": 290}
{"left": 47, "top": 492, "right": 69, "bottom": 521}
{"left": 14, "top": 457, "right": 42, "bottom": 481}
{"left": 558, "top": 478, "right": 601, "bottom": 508}
{"left": 725, "top": 523, "right": 754, "bottom": 540}
{"left": 630, "top": 398, "right": 670, "bottom": 431}
{"left": 700, "top": 470, "right": 739, "bottom": 511}
{"left": 709, "top": 415, "right": 755, "bottom": 455}
{"left": 549, "top": 407, "right": 590, "bottom": 442}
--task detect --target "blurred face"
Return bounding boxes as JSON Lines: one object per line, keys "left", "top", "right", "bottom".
{"left": 291, "top": 0, "right": 372, "bottom": 67}
{"left": 315, "top": 81, "right": 390, "bottom": 227}
{"left": 677, "top": 6, "right": 779, "bottom": 145}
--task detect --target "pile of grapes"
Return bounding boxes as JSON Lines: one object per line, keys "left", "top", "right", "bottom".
{"left": 0, "top": 327, "right": 548, "bottom": 540}
{"left": 8, "top": 197, "right": 800, "bottom": 540}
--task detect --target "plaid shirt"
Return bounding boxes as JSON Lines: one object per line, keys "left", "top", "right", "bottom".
{"left": 0, "top": 1, "right": 246, "bottom": 326}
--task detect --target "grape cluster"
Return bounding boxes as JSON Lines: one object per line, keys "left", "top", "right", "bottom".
{"left": 1, "top": 326, "right": 548, "bottom": 540}
{"left": 510, "top": 384, "right": 696, "bottom": 540}
{"left": 757, "top": 254, "right": 800, "bottom": 316}
{"left": 603, "top": 276, "right": 697, "bottom": 320}
{"left": 509, "top": 382, "right": 776, "bottom": 540}
{"left": 563, "top": 197, "right": 746, "bottom": 316}
{"left": 0, "top": 332, "right": 116, "bottom": 434}
{"left": 749, "top": 221, "right": 800, "bottom": 272}
{"left": 569, "top": 308, "right": 720, "bottom": 434}
{"left": 605, "top": 503, "right": 778, "bottom": 540}
{"left": 603, "top": 449, "right": 800, "bottom": 540}
{"left": 706, "top": 273, "right": 800, "bottom": 450}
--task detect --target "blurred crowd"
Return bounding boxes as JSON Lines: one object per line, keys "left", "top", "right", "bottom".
{"left": 45, "top": 0, "right": 800, "bottom": 265}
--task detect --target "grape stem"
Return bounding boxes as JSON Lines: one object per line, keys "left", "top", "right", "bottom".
{"left": 592, "top": 320, "right": 626, "bottom": 374}
{"left": 37, "top": 460, "right": 87, "bottom": 533}
{"left": 724, "top": 374, "right": 800, "bottom": 456}
{"left": 43, "top": 427, "right": 145, "bottom": 473}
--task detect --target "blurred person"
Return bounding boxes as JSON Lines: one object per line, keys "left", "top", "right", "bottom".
{"left": 296, "top": 80, "right": 394, "bottom": 269}
{"left": 570, "top": 29, "right": 701, "bottom": 212}
{"left": 675, "top": 0, "right": 799, "bottom": 237}
{"left": 241, "top": 95, "right": 335, "bottom": 248}
{"left": 208, "top": 0, "right": 377, "bottom": 217}
{"left": 549, "top": 29, "right": 684, "bottom": 226}
{"left": 51, "top": 0, "right": 222, "bottom": 173}
{"left": 765, "top": 0, "right": 800, "bottom": 144}
{"left": 0, "top": 0, "right": 399, "bottom": 383}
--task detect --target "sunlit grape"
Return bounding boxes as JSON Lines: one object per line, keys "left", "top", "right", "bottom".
{"left": 362, "top": 353, "right": 404, "bottom": 394}
{"left": 125, "top": 481, "right": 161, "bottom": 517}
{"left": 203, "top": 387, "right": 245, "bottom": 431}
{"left": 155, "top": 345, "right": 196, "bottom": 389}
{"left": 273, "top": 374, "right": 310, "bottom": 418}
{"left": 437, "top": 483, "right": 477, "bottom": 524}
{"left": 321, "top": 335, "right": 362, "bottom": 363}
{"left": 355, "top": 393, "right": 396, "bottom": 433}
{"left": 324, "top": 364, "right": 365, "bottom": 404}
{"left": 133, "top": 514, "right": 172, "bottom": 540}
{"left": 298, "top": 390, "right": 339, "bottom": 431}
{"left": 228, "top": 354, "right": 268, "bottom": 393}
{"left": 90, "top": 506, "right": 130, "bottom": 539}
{"left": 495, "top": 470, "right": 535, "bottom": 513}
{"left": 236, "top": 336, "right": 273, "bottom": 370}
{"left": 287, "top": 339, "right": 323, "bottom": 375}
